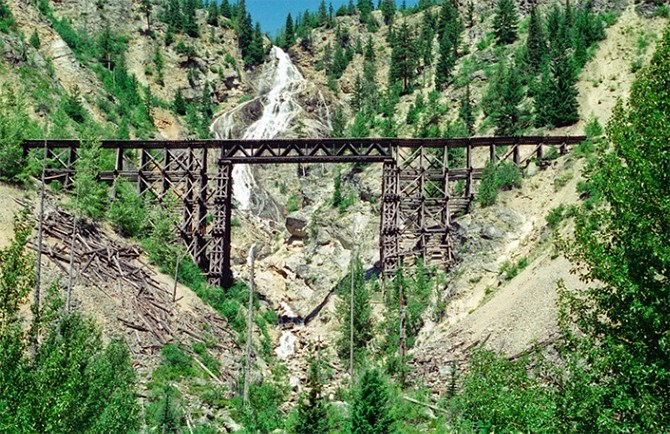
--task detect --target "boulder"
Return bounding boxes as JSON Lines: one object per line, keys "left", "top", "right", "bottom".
{"left": 286, "top": 211, "right": 308, "bottom": 238}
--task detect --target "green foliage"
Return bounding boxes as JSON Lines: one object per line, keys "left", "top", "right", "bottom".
{"left": 153, "top": 343, "right": 196, "bottom": 382}
{"left": 0, "top": 214, "right": 34, "bottom": 325}
{"left": 290, "top": 361, "right": 329, "bottom": 434}
{"left": 0, "top": 0, "right": 15, "bottom": 33}
{"left": 287, "top": 194, "right": 300, "bottom": 212}
{"left": 450, "top": 350, "right": 557, "bottom": 433}
{"left": 336, "top": 256, "right": 372, "bottom": 363}
{"left": 584, "top": 116, "right": 603, "bottom": 138}
{"left": 350, "top": 369, "right": 394, "bottom": 434}
{"left": 493, "top": 0, "right": 518, "bottom": 45}
{"left": 0, "top": 239, "right": 139, "bottom": 434}
{"left": 477, "top": 161, "right": 522, "bottom": 207}
{"left": 525, "top": 5, "right": 546, "bottom": 71}
{"left": 61, "top": 85, "right": 87, "bottom": 123}
{"left": 107, "top": 179, "right": 146, "bottom": 237}
{"left": 459, "top": 85, "right": 475, "bottom": 136}
{"left": 380, "top": 262, "right": 434, "bottom": 376}
{"left": 29, "top": 30, "right": 41, "bottom": 49}
{"left": 73, "top": 139, "right": 109, "bottom": 220}
{"left": 389, "top": 21, "right": 417, "bottom": 94}
{"left": 485, "top": 60, "right": 526, "bottom": 136}
{"left": 232, "top": 374, "right": 287, "bottom": 433}
{"left": 499, "top": 256, "right": 528, "bottom": 281}
{"left": 145, "top": 384, "right": 183, "bottom": 433}
{"left": 534, "top": 54, "right": 579, "bottom": 128}
{"left": 0, "top": 86, "right": 40, "bottom": 182}
{"left": 434, "top": 0, "right": 463, "bottom": 89}
{"left": 562, "top": 26, "right": 670, "bottom": 430}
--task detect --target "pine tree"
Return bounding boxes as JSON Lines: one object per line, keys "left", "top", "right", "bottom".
{"left": 350, "top": 369, "right": 393, "bottom": 434}
{"left": 236, "top": 0, "right": 254, "bottom": 63}
{"left": 182, "top": 0, "right": 199, "bottom": 37}
{"left": 380, "top": 0, "right": 396, "bottom": 25}
{"left": 173, "top": 89, "right": 187, "bottom": 115}
{"left": 493, "top": 0, "right": 518, "bottom": 45}
{"left": 435, "top": 0, "right": 462, "bottom": 89}
{"left": 246, "top": 22, "right": 265, "bottom": 66}
{"left": 336, "top": 257, "right": 372, "bottom": 361}
{"left": 419, "top": 10, "right": 436, "bottom": 67}
{"left": 357, "top": 0, "right": 374, "bottom": 23}
{"left": 293, "top": 361, "right": 329, "bottom": 434}
{"left": 534, "top": 53, "right": 579, "bottom": 127}
{"left": 459, "top": 84, "right": 475, "bottom": 136}
{"left": 491, "top": 61, "right": 524, "bottom": 136}
{"left": 389, "top": 21, "right": 417, "bottom": 94}
{"left": 220, "top": 0, "right": 231, "bottom": 18}
{"left": 330, "top": 106, "right": 346, "bottom": 137}
{"left": 207, "top": 0, "right": 219, "bottom": 26}
{"left": 525, "top": 5, "right": 546, "bottom": 72}
{"left": 74, "top": 139, "right": 109, "bottom": 219}
{"left": 165, "top": 0, "right": 183, "bottom": 33}
{"left": 284, "top": 13, "right": 296, "bottom": 48}
{"left": 29, "top": 30, "right": 41, "bottom": 49}
{"left": 364, "top": 36, "right": 375, "bottom": 61}
{"left": 141, "top": 0, "right": 152, "bottom": 34}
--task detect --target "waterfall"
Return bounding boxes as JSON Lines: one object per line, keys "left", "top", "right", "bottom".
{"left": 210, "top": 46, "right": 309, "bottom": 210}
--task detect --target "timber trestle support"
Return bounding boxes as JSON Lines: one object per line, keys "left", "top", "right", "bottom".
{"left": 23, "top": 136, "right": 585, "bottom": 286}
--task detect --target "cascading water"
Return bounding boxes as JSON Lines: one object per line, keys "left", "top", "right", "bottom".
{"left": 210, "top": 47, "right": 329, "bottom": 360}
{"left": 210, "top": 46, "right": 310, "bottom": 211}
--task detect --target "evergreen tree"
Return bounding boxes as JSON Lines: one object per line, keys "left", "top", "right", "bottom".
{"left": 336, "top": 257, "right": 372, "bottom": 361}
{"left": 491, "top": 61, "right": 524, "bottom": 135}
{"left": 419, "top": 10, "right": 436, "bottom": 67}
{"left": 141, "top": 0, "right": 152, "bottom": 34}
{"left": 292, "top": 361, "right": 328, "bottom": 434}
{"left": 173, "top": 89, "right": 187, "bottom": 115}
{"left": 284, "top": 13, "right": 296, "bottom": 48}
{"left": 165, "top": 0, "right": 183, "bottom": 33}
{"left": 546, "top": 4, "right": 568, "bottom": 56}
{"left": 381, "top": 0, "right": 396, "bottom": 25}
{"left": 525, "top": 5, "right": 546, "bottom": 72}
{"left": 534, "top": 53, "right": 579, "bottom": 127}
{"left": 350, "top": 369, "right": 393, "bottom": 434}
{"left": 318, "top": 0, "right": 329, "bottom": 26}
{"left": 364, "top": 36, "right": 376, "bottom": 62}
{"left": 331, "top": 106, "right": 346, "bottom": 137}
{"left": 62, "top": 85, "right": 87, "bottom": 124}
{"left": 247, "top": 22, "right": 265, "bottom": 66}
{"left": 29, "top": 29, "right": 41, "bottom": 49}
{"left": 182, "top": 0, "right": 199, "bottom": 37}
{"left": 389, "top": 21, "right": 417, "bottom": 94}
{"left": 73, "top": 139, "right": 109, "bottom": 220}
{"left": 459, "top": 84, "right": 475, "bottom": 136}
{"left": 220, "top": 0, "right": 231, "bottom": 18}
{"left": 207, "top": 0, "right": 219, "bottom": 26}
{"left": 493, "top": 0, "right": 518, "bottom": 45}
{"left": 348, "top": 111, "right": 371, "bottom": 137}
{"left": 435, "top": 0, "right": 462, "bottom": 89}
{"left": 236, "top": 1, "right": 254, "bottom": 63}
{"left": 357, "top": 0, "right": 374, "bottom": 23}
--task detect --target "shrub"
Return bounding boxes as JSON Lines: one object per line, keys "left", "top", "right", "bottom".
{"left": 107, "top": 178, "right": 146, "bottom": 237}
{"left": 478, "top": 161, "right": 522, "bottom": 207}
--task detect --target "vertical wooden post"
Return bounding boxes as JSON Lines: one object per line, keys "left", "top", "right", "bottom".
{"left": 243, "top": 245, "right": 255, "bottom": 405}
{"left": 162, "top": 148, "right": 172, "bottom": 200}
{"left": 489, "top": 143, "right": 495, "bottom": 164}
{"left": 465, "top": 140, "right": 473, "bottom": 198}
{"left": 139, "top": 149, "right": 149, "bottom": 196}
{"left": 31, "top": 138, "right": 48, "bottom": 361}
{"left": 399, "top": 266, "right": 406, "bottom": 384}
{"left": 349, "top": 251, "right": 355, "bottom": 380}
{"left": 513, "top": 138, "right": 520, "bottom": 166}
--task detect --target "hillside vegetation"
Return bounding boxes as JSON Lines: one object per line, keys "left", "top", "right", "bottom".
{"left": 0, "top": 0, "right": 668, "bottom": 432}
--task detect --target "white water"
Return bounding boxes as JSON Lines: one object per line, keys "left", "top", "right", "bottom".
{"left": 210, "top": 47, "right": 329, "bottom": 360}
{"left": 211, "top": 46, "right": 308, "bottom": 210}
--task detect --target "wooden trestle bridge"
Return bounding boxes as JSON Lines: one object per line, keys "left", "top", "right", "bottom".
{"left": 23, "top": 136, "right": 585, "bottom": 288}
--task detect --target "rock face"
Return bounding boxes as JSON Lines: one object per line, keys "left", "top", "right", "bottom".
{"left": 286, "top": 212, "right": 309, "bottom": 238}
